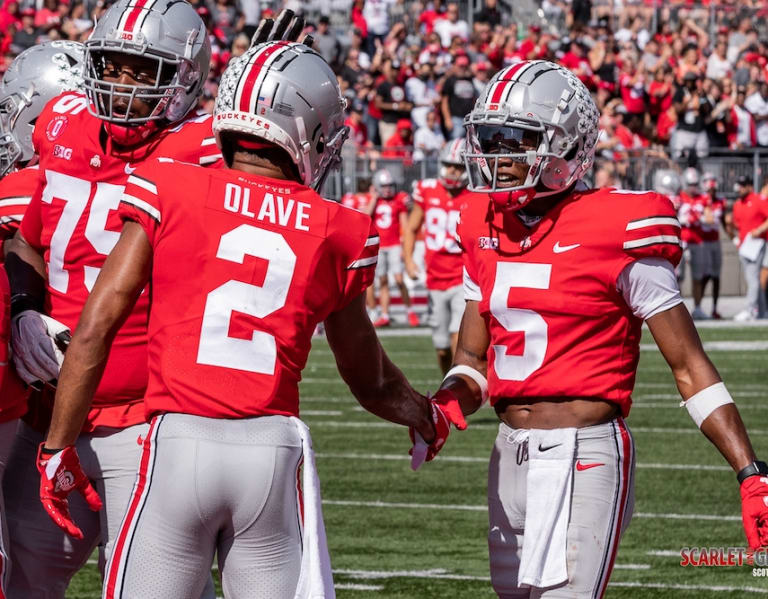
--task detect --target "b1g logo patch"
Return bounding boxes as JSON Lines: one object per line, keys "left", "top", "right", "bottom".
{"left": 46, "top": 115, "right": 68, "bottom": 141}
{"left": 53, "top": 144, "right": 72, "bottom": 160}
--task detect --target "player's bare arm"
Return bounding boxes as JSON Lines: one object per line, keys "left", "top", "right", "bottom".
{"left": 45, "top": 222, "right": 151, "bottom": 449}
{"left": 402, "top": 202, "right": 424, "bottom": 279}
{"left": 324, "top": 292, "right": 434, "bottom": 440}
{"left": 646, "top": 303, "right": 756, "bottom": 470}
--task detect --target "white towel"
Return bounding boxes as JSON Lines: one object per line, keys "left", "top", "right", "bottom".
{"left": 519, "top": 427, "right": 577, "bottom": 589}
{"left": 291, "top": 417, "right": 336, "bottom": 599}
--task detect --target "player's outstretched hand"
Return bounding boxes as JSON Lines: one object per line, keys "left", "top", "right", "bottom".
{"left": 409, "top": 389, "right": 467, "bottom": 471}
{"left": 37, "top": 444, "right": 102, "bottom": 539}
{"left": 740, "top": 475, "right": 768, "bottom": 549}
{"left": 251, "top": 9, "right": 313, "bottom": 48}
{"left": 11, "top": 310, "right": 70, "bottom": 388}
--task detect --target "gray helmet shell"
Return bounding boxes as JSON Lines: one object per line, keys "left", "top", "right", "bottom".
{"left": 0, "top": 40, "right": 84, "bottom": 178}
{"left": 83, "top": 0, "right": 210, "bottom": 125}
{"left": 214, "top": 41, "right": 348, "bottom": 190}
{"left": 653, "top": 169, "right": 682, "bottom": 197}
{"left": 464, "top": 60, "right": 600, "bottom": 199}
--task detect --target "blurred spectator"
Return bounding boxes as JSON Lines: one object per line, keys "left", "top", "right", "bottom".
{"left": 729, "top": 86, "right": 757, "bottom": 149}
{"left": 230, "top": 33, "right": 249, "bottom": 59}
{"left": 405, "top": 60, "right": 439, "bottom": 129}
{"left": 419, "top": 0, "right": 445, "bottom": 34}
{"left": 433, "top": 2, "right": 468, "bottom": 48}
{"left": 314, "top": 15, "right": 341, "bottom": 70}
{"left": 473, "top": 0, "right": 502, "bottom": 28}
{"left": 671, "top": 71, "right": 711, "bottom": 159}
{"left": 375, "top": 58, "right": 413, "bottom": 147}
{"left": 382, "top": 118, "right": 414, "bottom": 165}
{"left": 440, "top": 53, "right": 476, "bottom": 140}
{"left": 706, "top": 40, "right": 732, "bottom": 80}
{"left": 363, "top": 0, "right": 396, "bottom": 55}
{"left": 11, "top": 8, "right": 38, "bottom": 55}
{"left": 472, "top": 60, "right": 493, "bottom": 95}
{"left": 345, "top": 100, "right": 371, "bottom": 152}
{"left": 35, "top": 0, "right": 62, "bottom": 31}
{"left": 413, "top": 110, "right": 444, "bottom": 161}
{"left": 208, "top": 0, "right": 240, "bottom": 47}
{"left": 745, "top": 81, "right": 768, "bottom": 147}
{"left": 706, "top": 80, "right": 732, "bottom": 150}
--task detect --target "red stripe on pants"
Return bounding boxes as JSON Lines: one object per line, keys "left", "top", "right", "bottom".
{"left": 104, "top": 417, "right": 159, "bottom": 599}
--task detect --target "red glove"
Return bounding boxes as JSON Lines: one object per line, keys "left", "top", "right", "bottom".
{"left": 409, "top": 389, "right": 467, "bottom": 470}
{"left": 37, "top": 443, "right": 103, "bottom": 539}
{"left": 740, "top": 475, "right": 768, "bottom": 549}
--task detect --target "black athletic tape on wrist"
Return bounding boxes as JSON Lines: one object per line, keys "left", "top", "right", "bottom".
{"left": 10, "top": 293, "right": 44, "bottom": 318}
{"left": 737, "top": 460, "right": 768, "bottom": 484}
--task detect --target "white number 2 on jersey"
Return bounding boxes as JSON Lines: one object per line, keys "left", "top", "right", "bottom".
{"left": 490, "top": 262, "right": 551, "bottom": 381}
{"left": 197, "top": 224, "right": 297, "bottom": 374}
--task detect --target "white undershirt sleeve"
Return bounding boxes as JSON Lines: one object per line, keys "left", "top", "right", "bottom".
{"left": 616, "top": 257, "right": 683, "bottom": 320}
{"left": 463, "top": 267, "right": 483, "bottom": 301}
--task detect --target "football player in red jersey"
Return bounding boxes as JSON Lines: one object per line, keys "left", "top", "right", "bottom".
{"left": 36, "top": 29, "right": 435, "bottom": 599}
{"left": 403, "top": 138, "right": 474, "bottom": 373}
{"left": 2, "top": 2, "right": 221, "bottom": 597}
{"left": 370, "top": 168, "right": 420, "bottom": 327}
{"left": 0, "top": 40, "right": 85, "bottom": 599}
{"left": 678, "top": 168, "right": 713, "bottom": 320}
{"left": 700, "top": 171, "right": 725, "bottom": 319}
{"left": 410, "top": 60, "right": 768, "bottom": 597}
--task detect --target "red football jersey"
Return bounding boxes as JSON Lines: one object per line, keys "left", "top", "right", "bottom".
{"left": 0, "top": 267, "right": 28, "bottom": 423}
{"left": 341, "top": 192, "right": 371, "bottom": 213}
{"left": 678, "top": 191, "right": 710, "bottom": 244}
{"left": 458, "top": 188, "right": 682, "bottom": 417}
{"left": 373, "top": 191, "right": 408, "bottom": 248}
{"left": 701, "top": 197, "right": 724, "bottom": 242}
{"left": 0, "top": 165, "right": 38, "bottom": 244}
{"left": 20, "top": 92, "right": 223, "bottom": 431}
{"left": 733, "top": 193, "right": 768, "bottom": 243}
{"left": 118, "top": 160, "right": 378, "bottom": 420}
{"left": 412, "top": 178, "right": 466, "bottom": 290}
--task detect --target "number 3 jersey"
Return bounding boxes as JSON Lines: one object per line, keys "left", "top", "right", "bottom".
{"left": 20, "top": 92, "right": 223, "bottom": 431}
{"left": 458, "top": 188, "right": 682, "bottom": 417}
{"left": 118, "top": 160, "right": 378, "bottom": 420}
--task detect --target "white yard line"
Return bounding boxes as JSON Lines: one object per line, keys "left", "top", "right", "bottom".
{"left": 300, "top": 410, "right": 343, "bottom": 416}
{"left": 315, "top": 451, "right": 731, "bottom": 471}
{"left": 641, "top": 341, "right": 768, "bottom": 351}
{"left": 334, "top": 583, "right": 385, "bottom": 591}
{"left": 646, "top": 549, "right": 683, "bottom": 557}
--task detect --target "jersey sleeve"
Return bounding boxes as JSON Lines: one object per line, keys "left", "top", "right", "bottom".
{"left": 335, "top": 214, "right": 379, "bottom": 311}
{"left": 411, "top": 180, "right": 425, "bottom": 207}
{"left": 456, "top": 207, "right": 481, "bottom": 286}
{"left": 18, "top": 172, "right": 45, "bottom": 250}
{"left": 620, "top": 192, "right": 683, "bottom": 267}
{"left": 162, "top": 115, "right": 223, "bottom": 168}
{"left": 118, "top": 163, "right": 163, "bottom": 247}
{"left": 0, "top": 168, "right": 38, "bottom": 240}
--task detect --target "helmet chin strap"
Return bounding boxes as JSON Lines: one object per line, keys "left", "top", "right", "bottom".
{"left": 105, "top": 121, "right": 159, "bottom": 147}
{"left": 489, "top": 188, "right": 536, "bottom": 211}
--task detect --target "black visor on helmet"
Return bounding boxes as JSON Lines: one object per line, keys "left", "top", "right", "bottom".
{"left": 475, "top": 125, "right": 542, "bottom": 154}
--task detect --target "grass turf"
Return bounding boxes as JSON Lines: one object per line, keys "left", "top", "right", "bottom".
{"left": 65, "top": 325, "right": 768, "bottom": 598}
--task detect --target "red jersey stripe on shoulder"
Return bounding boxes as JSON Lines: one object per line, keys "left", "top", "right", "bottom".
{"left": 126, "top": 174, "right": 157, "bottom": 195}
{"left": 121, "top": 195, "right": 161, "bottom": 223}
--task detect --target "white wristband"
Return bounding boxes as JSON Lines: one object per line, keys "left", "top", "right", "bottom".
{"left": 680, "top": 382, "right": 734, "bottom": 428}
{"left": 444, "top": 365, "right": 488, "bottom": 405}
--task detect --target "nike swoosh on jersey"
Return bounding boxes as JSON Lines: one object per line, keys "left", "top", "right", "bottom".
{"left": 553, "top": 241, "right": 581, "bottom": 253}
{"left": 124, "top": 163, "right": 137, "bottom": 175}
{"left": 575, "top": 461, "right": 605, "bottom": 471}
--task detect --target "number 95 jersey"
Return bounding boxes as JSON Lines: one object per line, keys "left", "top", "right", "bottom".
{"left": 118, "top": 160, "right": 378, "bottom": 420}
{"left": 458, "top": 188, "right": 682, "bottom": 417}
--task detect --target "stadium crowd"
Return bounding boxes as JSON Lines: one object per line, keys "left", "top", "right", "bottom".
{"left": 2, "top": 0, "right": 768, "bottom": 321}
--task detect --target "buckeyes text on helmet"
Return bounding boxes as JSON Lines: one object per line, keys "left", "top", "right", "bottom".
{"left": 213, "top": 41, "right": 348, "bottom": 190}
{"left": 463, "top": 60, "right": 600, "bottom": 211}
{"left": 0, "top": 40, "right": 84, "bottom": 178}
{"left": 82, "top": 0, "right": 210, "bottom": 130}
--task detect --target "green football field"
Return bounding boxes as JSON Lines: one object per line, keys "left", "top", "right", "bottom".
{"left": 65, "top": 324, "right": 768, "bottom": 598}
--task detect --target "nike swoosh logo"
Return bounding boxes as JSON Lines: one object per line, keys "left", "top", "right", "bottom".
{"left": 553, "top": 241, "right": 581, "bottom": 253}
{"left": 538, "top": 443, "right": 562, "bottom": 452}
{"left": 124, "top": 163, "right": 137, "bottom": 175}
{"left": 576, "top": 461, "right": 605, "bottom": 471}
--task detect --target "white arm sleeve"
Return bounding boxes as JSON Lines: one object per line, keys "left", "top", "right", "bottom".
{"left": 463, "top": 267, "right": 482, "bottom": 301}
{"left": 616, "top": 257, "right": 683, "bottom": 320}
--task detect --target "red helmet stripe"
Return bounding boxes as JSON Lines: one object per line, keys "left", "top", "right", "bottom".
{"left": 123, "top": 0, "right": 151, "bottom": 33}
{"left": 238, "top": 41, "right": 290, "bottom": 113}
{"left": 490, "top": 62, "right": 527, "bottom": 103}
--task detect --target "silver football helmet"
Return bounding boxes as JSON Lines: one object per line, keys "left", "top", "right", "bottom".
{"left": 0, "top": 41, "right": 84, "bottom": 178}
{"left": 464, "top": 60, "right": 600, "bottom": 210}
{"left": 438, "top": 138, "right": 467, "bottom": 190}
{"left": 653, "top": 169, "right": 682, "bottom": 197}
{"left": 683, "top": 167, "right": 700, "bottom": 190}
{"left": 213, "top": 41, "right": 348, "bottom": 190}
{"left": 83, "top": 0, "right": 210, "bottom": 125}
{"left": 373, "top": 169, "right": 396, "bottom": 198}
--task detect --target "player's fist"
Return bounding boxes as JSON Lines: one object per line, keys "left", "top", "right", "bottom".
{"left": 409, "top": 389, "right": 467, "bottom": 471}
{"left": 37, "top": 444, "right": 102, "bottom": 539}
{"left": 11, "top": 310, "right": 70, "bottom": 388}
{"left": 740, "top": 475, "right": 768, "bottom": 549}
